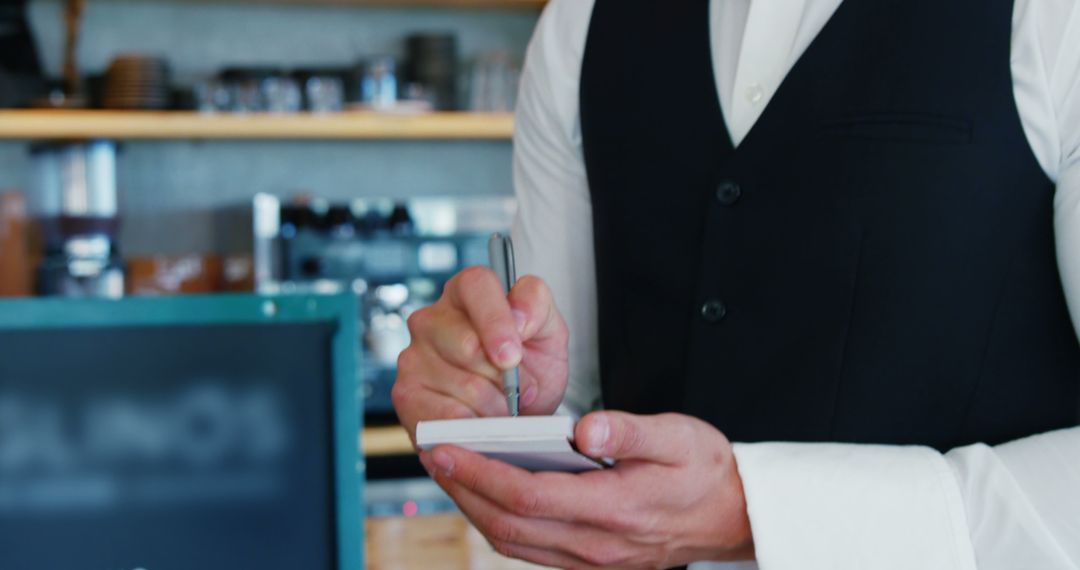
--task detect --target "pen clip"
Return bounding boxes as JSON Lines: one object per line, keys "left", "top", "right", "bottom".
{"left": 488, "top": 233, "right": 516, "bottom": 293}
{"left": 503, "top": 235, "right": 516, "bottom": 289}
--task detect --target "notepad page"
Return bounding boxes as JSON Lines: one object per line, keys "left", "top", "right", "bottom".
{"left": 417, "top": 416, "right": 576, "bottom": 445}
{"left": 416, "top": 416, "right": 604, "bottom": 473}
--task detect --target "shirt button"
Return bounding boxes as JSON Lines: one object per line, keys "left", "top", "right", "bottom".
{"left": 700, "top": 300, "right": 727, "bottom": 323}
{"left": 746, "top": 83, "right": 765, "bottom": 105}
{"left": 716, "top": 181, "right": 742, "bottom": 206}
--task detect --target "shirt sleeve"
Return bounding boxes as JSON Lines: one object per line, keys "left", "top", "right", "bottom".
{"left": 1051, "top": 0, "right": 1080, "bottom": 338}
{"left": 948, "top": 429, "right": 1080, "bottom": 569}
{"left": 509, "top": 0, "right": 601, "bottom": 418}
{"left": 731, "top": 428, "right": 1080, "bottom": 570}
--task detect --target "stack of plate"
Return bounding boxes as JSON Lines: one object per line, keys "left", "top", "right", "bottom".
{"left": 102, "top": 55, "right": 171, "bottom": 110}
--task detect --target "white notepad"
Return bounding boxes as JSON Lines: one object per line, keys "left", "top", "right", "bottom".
{"left": 416, "top": 416, "right": 606, "bottom": 473}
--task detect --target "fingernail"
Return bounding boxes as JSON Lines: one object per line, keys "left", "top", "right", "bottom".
{"left": 521, "top": 385, "right": 538, "bottom": 408}
{"left": 587, "top": 415, "right": 610, "bottom": 456}
{"left": 496, "top": 342, "right": 522, "bottom": 367}
{"left": 432, "top": 449, "right": 455, "bottom": 476}
{"left": 512, "top": 309, "right": 528, "bottom": 334}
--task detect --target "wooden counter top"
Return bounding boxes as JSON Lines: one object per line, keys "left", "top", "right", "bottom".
{"left": 366, "top": 513, "right": 547, "bottom": 569}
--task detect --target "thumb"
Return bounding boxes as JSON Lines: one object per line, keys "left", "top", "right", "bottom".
{"left": 575, "top": 411, "right": 694, "bottom": 465}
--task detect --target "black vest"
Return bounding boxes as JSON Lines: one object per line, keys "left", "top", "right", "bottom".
{"left": 580, "top": 0, "right": 1080, "bottom": 450}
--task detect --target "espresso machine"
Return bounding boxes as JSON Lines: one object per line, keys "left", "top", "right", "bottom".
{"left": 29, "top": 141, "right": 124, "bottom": 299}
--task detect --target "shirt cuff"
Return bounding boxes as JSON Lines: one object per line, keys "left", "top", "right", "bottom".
{"left": 731, "top": 442, "right": 977, "bottom": 570}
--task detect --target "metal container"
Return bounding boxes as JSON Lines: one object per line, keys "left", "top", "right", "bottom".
{"left": 28, "top": 141, "right": 124, "bottom": 299}
{"left": 30, "top": 140, "right": 118, "bottom": 219}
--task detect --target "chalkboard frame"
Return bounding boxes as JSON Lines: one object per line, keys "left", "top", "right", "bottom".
{"left": 0, "top": 292, "right": 364, "bottom": 570}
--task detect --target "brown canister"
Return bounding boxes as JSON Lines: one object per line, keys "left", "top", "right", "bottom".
{"left": 0, "top": 192, "right": 33, "bottom": 297}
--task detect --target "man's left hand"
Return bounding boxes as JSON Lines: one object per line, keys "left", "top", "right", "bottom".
{"left": 419, "top": 411, "right": 755, "bottom": 569}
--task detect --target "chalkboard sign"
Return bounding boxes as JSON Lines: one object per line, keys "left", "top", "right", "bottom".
{"left": 0, "top": 294, "right": 362, "bottom": 570}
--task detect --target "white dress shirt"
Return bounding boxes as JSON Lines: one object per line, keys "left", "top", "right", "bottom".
{"left": 509, "top": 0, "right": 1080, "bottom": 569}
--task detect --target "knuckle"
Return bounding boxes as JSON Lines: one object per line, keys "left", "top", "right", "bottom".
{"left": 606, "top": 507, "right": 645, "bottom": 535}
{"left": 509, "top": 488, "right": 545, "bottom": 517}
{"left": 465, "top": 375, "right": 497, "bottom": 407}
{"left": 463, "top": 374, "right": 487, "bottom": 396}
{"left": 459, "top": 464, "right": 483, "bottom": 492}
{"left": 637, "top": 512, "right": 663, "bottom": 536}
{"left": 396, "top": 347, "right": 422, "bottom": 374}
{"left": 675, "top": 421, "right": 696, "bottom": 444}
{"left": 459, "top": 333, "right": 483, "bottom": 362}
{"left": 551, "top": 314, "right": 570, "bottom": 346}
{"left": 658, "top": 413, "right": 696, "bottom": 443}
{"left": 478, "top": 308, "right": 510, "bottom": 331}
{"left": 489, "top": 539, "right": 517, "bottom": 559}
{"left": 655, "top": 412, "right": 680, "bottom": 425}
{"left": 516, "top": 276, "right": 559, "bottom": 324}
{"left": 516, "top": 275, "right": 548, "bottom": 301}
{"left": 440, "top": 400, "right": 475, "bottom": 421}
{"left": 457, "top": 266, "right": 495, "bottom": 291}
{"left": 390, "top": 382, "right": 410, "bottom": 409}
{"left": 620, "top": 423, "right": 648, "bottom": 456}
{"left": 485, "top": 515, "right": 521, "bottom": 545}
{"left": 672, "top": 418, "right": 700, "bottom": 460}
{"left": 406, "top": 307, "right": 432, "bottom": 336}
{"left": 577, "top": 543, "right": 623, "bottom": 567}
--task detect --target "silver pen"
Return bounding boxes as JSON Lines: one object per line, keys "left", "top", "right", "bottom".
{"left": 488, "top": 233, "right": 520, "bottom": 416}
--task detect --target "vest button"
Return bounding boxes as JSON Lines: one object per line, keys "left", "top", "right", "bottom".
{"left": 700, "top": 299, "right": 727, "bottom": 323}
{"left": 716, "top": 181, "right": 742, "bottom": 206}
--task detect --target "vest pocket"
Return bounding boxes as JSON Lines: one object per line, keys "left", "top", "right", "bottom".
{"left": 818, "top": 112, "right": 972, "bottom": 144}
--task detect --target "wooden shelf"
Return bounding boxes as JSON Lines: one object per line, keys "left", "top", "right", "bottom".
{"left": 0, "top": 110, "right": 515, "bottom": 141}
{"left": 133, "top": 0, "right": 547, "bottom": 8}
{"left": 362, "top": 425, "right": 416, "bottom": 457}
{"left": 219, "top": 0, "right": 541, "bottom": 7}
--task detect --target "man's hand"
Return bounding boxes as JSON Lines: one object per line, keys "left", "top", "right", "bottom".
{"left": 419, "top": 411, "right": 755, "bottom": 569}
{"left": 393, "top": 267, "right": 570, "bottom": 442}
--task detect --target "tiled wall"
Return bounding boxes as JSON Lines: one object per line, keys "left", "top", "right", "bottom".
{"left": 0, "top": 0, "right": 536, "bottom": 254}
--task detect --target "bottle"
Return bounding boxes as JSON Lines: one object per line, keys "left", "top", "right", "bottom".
{"left": 388, "top": 202, "right": 414, "bottom": 237}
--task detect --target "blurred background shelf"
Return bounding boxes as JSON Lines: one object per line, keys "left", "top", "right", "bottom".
{"left": 363, "top": 425, "right": 416, "bottom": 457}
{"left": 0, "top": 110, "right": 516, "bottom": 140}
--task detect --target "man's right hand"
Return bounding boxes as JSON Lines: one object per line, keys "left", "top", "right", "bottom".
{"left": 392, "top": 267, "right": 570, "bottom": 443}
